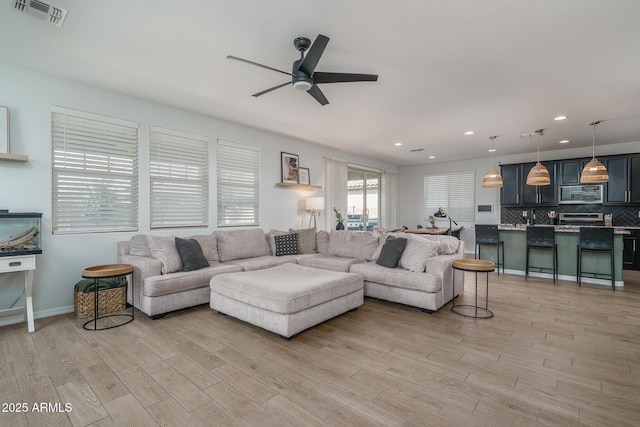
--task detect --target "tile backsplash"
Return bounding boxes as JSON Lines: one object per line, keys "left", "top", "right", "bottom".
{"left": 501, "top": 205, "right": 640, "bottom": 227}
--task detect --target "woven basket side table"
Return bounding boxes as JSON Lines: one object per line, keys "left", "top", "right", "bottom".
{"left": 81, "top": 264, "right": 134, "bottom": 330}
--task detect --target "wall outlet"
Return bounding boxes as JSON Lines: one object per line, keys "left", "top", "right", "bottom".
{"left": 522, "top": 210, "right": 528, "bottom": 217}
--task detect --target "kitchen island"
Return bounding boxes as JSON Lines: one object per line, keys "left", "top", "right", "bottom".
{"left": 475, "top": 225, "right": 628, "bottom": 287}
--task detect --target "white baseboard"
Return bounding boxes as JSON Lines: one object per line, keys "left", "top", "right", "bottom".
{"left": 0, "top": 305, "right": 74, "bottom": 328}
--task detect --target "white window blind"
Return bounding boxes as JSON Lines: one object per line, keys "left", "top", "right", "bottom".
{"left": 424, "top": 170, "right": 476, "bottom": 222}
{"left": 51, "top": 108, "right": 138, "bottom": 234}
{"left": 217, "top": 140, "right": 260, "bottom": 227}
{"left": 150, "top": 126, "right": 209, "bottom": 228}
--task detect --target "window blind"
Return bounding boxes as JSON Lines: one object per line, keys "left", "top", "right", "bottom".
{"left": 150, "top": 126, "right": 209, "bottom": 228}
{"left": 217, "top": 140, "right": 260, "bottom": 227}
{"left": 51, "top": 109, "right": 138, "bottom": 234}
{"left": 424, "top": 170, "right": 475, "bottom": 222}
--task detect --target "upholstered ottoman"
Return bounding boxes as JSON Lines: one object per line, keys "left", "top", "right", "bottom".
{"left": 209, "top": 263, "right": 363, "bottom": 338}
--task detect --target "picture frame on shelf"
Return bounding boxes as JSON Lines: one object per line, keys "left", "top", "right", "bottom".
{"left": 298, "top": 167, "right": 310, "bottom": 185}
{"left": 0, "top": 106, "right": 8, "bottom": 154}
{"left": 281, "top": 152, "right": 299, "bottom": 184}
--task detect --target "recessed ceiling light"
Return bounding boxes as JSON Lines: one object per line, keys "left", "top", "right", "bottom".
{"left": 464, "top": 131, "right": 475, "bottom": 135}
{"left": 554, "top": 115, "right": 568, "bottom": 121}
{"left": 559, "top": 140, "right": 570, "bottom": 144}
{"left": 488, "top": 148, "right": 497, "bottom": 152}
{"left": 394, "top": 142, "right": 403, "bottom": 146}
{"left": 429, "top": 155, "right": 436, "bottom": 159}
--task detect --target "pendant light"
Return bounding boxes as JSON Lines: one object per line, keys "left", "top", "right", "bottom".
{"left": 482, "top": 136, "right": 503, "bottom": 188}
{"left": 580, "top": 120, "right": 609, "bottom": 183}
{"left": 526, "top": 129, "right": 551, "bottom": 186}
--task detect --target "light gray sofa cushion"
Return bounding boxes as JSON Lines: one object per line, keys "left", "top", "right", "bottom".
{"left": 418, "top": 234, "right": 460, "bottom": 255}
{"left": 298, "top": 254, "right": 366, "bottom": 272}
{"left": 189, "top": 233, "right": 219, "bottom": 263}
{"left": 146, "top": 235, "right": 182, "bottom": 274}
{"left": 398, "top": 236, "right": 440, "bottom": 273}
{"left": 316, "top": 230, "right": 330, "bottom": 254}
{"left": 216, "top": 228, "right": 271, "bottom": 262}
{"left": 210, "top": 263, "right": 363, "bottom": 314}
{"left": 144, "top": 263, "right": 241, "bottom": 297}
{"left": 327, "top": 230, "right": 379, "bottom": 259}
{"left": 224, "top": 255, "right": 297, "bottom": 271}
{"left": 350, "top": 262, "right": 441, "bottom": 293}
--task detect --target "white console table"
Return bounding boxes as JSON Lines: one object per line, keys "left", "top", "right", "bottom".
{"left": 0, "top": 254, "right": 36, "bottom": 332}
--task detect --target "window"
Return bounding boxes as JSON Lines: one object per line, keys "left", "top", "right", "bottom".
{"left": 52, "top": 107, "right": 138, "bottom": 234}
{"left": 216, "top": 140, "right": 260, "bottom": 227}
{"left": 347, "top": 167, "right": 381, "bottom": 231}
{"left": 149, "top": 126, "right": 209, "bottom": 228}
{"left": 424, "top": 171, "right": 475, "bottom": 222}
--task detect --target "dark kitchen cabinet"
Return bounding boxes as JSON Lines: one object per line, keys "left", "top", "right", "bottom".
{"left": 604, "top": 154, "right": 640, "bottom": 205}
{"left": 623, "top": 229, "right": 640, "bottom": 270}
{"left": 560, "top": 158, "right": 590, "bottom": 185}
{"left": 522, "top": 161, "right": 558, "bottom": 205}
{"left": 500, "top": 164, "right": 522, "bottom": 206}
{"left": 500, "top": 162, "right": 558, "bottom": 206}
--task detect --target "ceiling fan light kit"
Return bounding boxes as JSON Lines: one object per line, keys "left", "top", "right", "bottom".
{"left": 228, "top": 34, "right": 378, "bottom": 105}
{"left": 580, "top": 120, "right": 609, "bottom": 183}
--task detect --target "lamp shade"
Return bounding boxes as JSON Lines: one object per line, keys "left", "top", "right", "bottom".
{"left": 482, "top": 167, "right": 503, "bottom": 188}
{"left": 580, "top": 158, "right": 609, "bottom": 183}
{"left": 305, "top": 197, "right": 325, "bottom": 211}
{"left": 526, "top": 162, "right": 551, "bottom": 186}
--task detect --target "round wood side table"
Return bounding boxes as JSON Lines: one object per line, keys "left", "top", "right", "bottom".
{"left": 451, "top": 259, "right": 495, "bottom": 319}
{"left": 81, "top": 264, "right": 134, "bottom": 330}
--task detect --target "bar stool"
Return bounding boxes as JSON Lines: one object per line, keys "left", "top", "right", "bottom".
{"left": 525, "top": 226, "right": 557, "bottom": 283}
{"left": 475, "top": 224, "right": 504, "bottom": 275}
{"left": 577, "top": 227, "right": 615, "bottom": 290}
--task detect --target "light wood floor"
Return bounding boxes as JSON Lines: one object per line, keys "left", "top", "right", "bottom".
{"left": 2, "top": 271, "right": 640, "bottom": 426}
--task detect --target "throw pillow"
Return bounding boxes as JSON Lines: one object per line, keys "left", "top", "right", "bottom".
{"left": 399, "top": 236, "right": 440, "bottom": 273}
{"left": 146, "top": 235, "right": 182, "bottom": 274}
{"left": 375, "top": 236, "right": 408, "bottom": 268}
{"left": 289, "top": 227, "right": 316, "bottom": 253}
{"left": 175, "top": 237, "right": 210, "bottom": 271}
{"left": 274, "top": 233, "right": 299, "bottom": 256}
{"left": 268, "top": 229, "right": 292, "bottom": 255}
{"left": 188, "top": 234, "right": 219, "bottom": 263}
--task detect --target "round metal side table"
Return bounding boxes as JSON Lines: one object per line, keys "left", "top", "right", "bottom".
{"left": 451, "top": 259, "right": 495, "bottom": 319}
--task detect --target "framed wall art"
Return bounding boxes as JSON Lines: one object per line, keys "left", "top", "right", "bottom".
{"left": 0, "top": 106, "right": 8, "bottom": 154}
{"left": 281, "top": 152, "right": 299, "bottom": 184}
{"left": 298, "top": 167, "right": 310, "bottom": 185}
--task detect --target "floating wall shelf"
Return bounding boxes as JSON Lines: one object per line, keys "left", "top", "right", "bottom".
{"left": 275, "top": 182, "right": 322, "bottom": 190}
{"left": 0, "top": 153, "right": 29, "bottom": 162}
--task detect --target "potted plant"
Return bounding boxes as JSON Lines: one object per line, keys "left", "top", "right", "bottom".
{"left": 333, "top": 207, "right": 345, "bottom": 230}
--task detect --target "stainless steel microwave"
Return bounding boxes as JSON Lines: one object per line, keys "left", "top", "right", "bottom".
{"left": 559, "top": 185, "right": 603, "bottom": 204}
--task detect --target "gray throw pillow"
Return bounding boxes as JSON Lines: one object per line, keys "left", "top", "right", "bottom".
{"left": 175, "top": 237, "right": 210, "bottom": 271}
{"left": 289, "top": 227, "right": 316, "bottom": 253}
{"left": 375, "top": 236, "right": 408, "bottom": 268}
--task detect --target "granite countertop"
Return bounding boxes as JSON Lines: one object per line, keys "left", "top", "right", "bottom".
{"left": 498, "top": 224, "right": 631, "bottom": 234}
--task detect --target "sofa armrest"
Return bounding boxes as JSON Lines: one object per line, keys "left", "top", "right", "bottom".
{"left": 118, "top": 254, "right": 162, "bottom": 307}
{"left": 425, "top": 253, "right": 463, "bottom": 303}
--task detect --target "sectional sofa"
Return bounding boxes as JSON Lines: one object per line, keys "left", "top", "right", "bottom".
{"left": 117, "top": 228, "right": 464, "bottom": 319}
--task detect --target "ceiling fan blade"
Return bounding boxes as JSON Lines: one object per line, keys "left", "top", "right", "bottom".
{"left": 227, "top": 55, "right": 293, "bottom": 77}
{"left": 313, "top": 72, "right": 379, "bottom": 84}
{"left": 252, "top": 82, "right": 291, "bottom": 97}
{"left": 298, "top": 34, "right": 329, "bottom": 76}
{"left": 307, "top": 84, "right": 329, "bottom": 106}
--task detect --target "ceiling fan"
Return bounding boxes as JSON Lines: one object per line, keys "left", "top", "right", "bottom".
{"left": 227, "top": 34, "right": 378, "bottom": 106}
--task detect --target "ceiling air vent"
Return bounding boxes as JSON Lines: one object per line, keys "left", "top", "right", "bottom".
{"left": 14, "top": 0, "right": 68, "bottom": 27}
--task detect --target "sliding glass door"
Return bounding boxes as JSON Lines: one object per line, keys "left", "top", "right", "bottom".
{"left": 347, "top": 168, "right": 380, "bottom": 231}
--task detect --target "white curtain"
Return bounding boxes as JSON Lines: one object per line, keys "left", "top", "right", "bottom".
{"left": 323, "top": 157, "right": 348, "bottom": 230}
{"left": 381, "top": 170, "right": 398, "bottom": 230}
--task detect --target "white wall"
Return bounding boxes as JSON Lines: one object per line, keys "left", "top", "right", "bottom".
{"left": 0, "top": 62, "right": 397, "bottom": 325}
{"left": 398, "top": 140, "right": 640, "bottom": 254}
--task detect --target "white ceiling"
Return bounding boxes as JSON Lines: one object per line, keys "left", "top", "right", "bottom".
{"left": 1, "top": 0, "right": 639, "bottom": 166}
